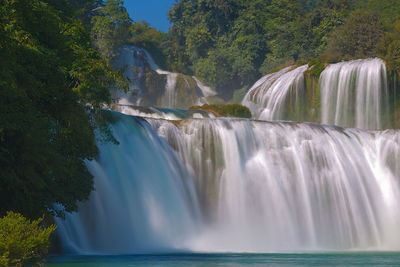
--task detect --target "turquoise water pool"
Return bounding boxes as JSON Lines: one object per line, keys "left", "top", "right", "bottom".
{"left": 46, "top": 253, "right": 400, "bottom": 266}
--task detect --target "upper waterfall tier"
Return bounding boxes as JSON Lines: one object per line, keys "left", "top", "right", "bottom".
{"left": 320, "top": 58, "right": 389, "bottom": 130}
{"left": 56, "top": 112, "right": 400, "bottom": 254}
{"left": 242, "top": 65, "right": 308, "bottom": 121}
{"left": 112, "top": 45, "right": 216, "bottom": 109}
{"left": 242, "top": 58, "right": 396, "bottom": 130}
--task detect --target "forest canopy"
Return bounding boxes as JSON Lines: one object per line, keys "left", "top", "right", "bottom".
{"left": 162, "top": 0, "right": 400, "bottom": 98}
{"left": 0, "top": 0, "right": 128, "bottom": 219}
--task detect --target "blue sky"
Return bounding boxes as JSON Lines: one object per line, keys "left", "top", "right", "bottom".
{"left": 124, "top": 0, "right": 175, "bottom": 32}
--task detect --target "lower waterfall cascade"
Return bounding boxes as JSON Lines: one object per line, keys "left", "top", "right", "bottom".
{"left": 56, "top": 112, "right": 400, "bottom": 254}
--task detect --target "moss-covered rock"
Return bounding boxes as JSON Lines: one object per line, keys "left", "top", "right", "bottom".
{"left": 190, "top": 104, "right": 251, "bottom": 118}
{"left": 388, "top": 70, "right": 400, "bottom": 128}
{"left": 308, "top": 57, "right": 326, "bottom": 78}
{"left": 174, "top": 74, "right": 202, "bottom": 109}
{"left": 303, "top": 71, "right": 321, "bottom": 123}
{"left": 141, "top": 71, "right": 166, "bottom": 106}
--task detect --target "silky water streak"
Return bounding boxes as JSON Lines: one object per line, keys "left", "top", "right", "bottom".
{"left": 55, "top": 113, "right": 200, "bottom": 254}
{"left": 56, "top": 113, "right": 400, "bottom": 253}
{"left": 242, "top": 65, "right": 308, "bottom": 120}
{"left": 152, "top": 118, "right": 400, "bottom": 252}
{"left": 320, "top": 58, "right": 389, "bottom": 130}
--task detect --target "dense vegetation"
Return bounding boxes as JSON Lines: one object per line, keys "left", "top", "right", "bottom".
{"left": 1, "top": 0, "right": 400, "bottom": 218}
{"left": 160, "top": 0, "right": 400, "bottom": 98}
{"left": 0, "top": 212, "right": 56, "bottom": 266}
{"left": 0, "top": 0, "right": 129, "bottom": 220}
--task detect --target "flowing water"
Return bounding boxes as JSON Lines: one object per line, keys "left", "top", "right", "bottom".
{"left": 243, "top": 58, "right": 390, "bottom": 130}
{"left": 113, "top": 46, "right": 145, "bottom": 105}
{"left": 113, "top": 46, "right": 214, "bottom": 108}
{"left": 55, "top": 53, "right": 400, "bottom": 265}
{"left": 242, "top": 65, "right": 308, "bottom": 120}
{"left": 56, "top": 112, "right": 400, "bottom": 254}
{"left": 320, "top": 58, "right": 388, "bottom": 130}
{"left": 55, "top": 114, "right": 200, "bottom": 254}
{"left": 46, "top": 253, "right": 400, "bottom": 267}
{"left": 111, "top": 104, "right": 213, "bottom": 120}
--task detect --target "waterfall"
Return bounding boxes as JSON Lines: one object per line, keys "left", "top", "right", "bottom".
{"left": 112, "top": 45, "right": 215, "bottom": 108}
{"left": 160, "top": 73, "right": 178, "bottom": 108}
{"left": 192, "top": 76, "right": 217, "bottom": 98}
{"left": 153, "top": 118, "right": 400, "bottom": 252}
{"left": 320, "top": 58, "right": 389, "bottom": 130}
{"left": 57, "top": 112, "right": 400, "bottom": 253}
{"left": 55, "top": 113, "right": 200, "bottom": 254}
{"left": 111, "top": 104, "right": 214, "bottom": 120}
{"left": 113, "top": 46, "right": 145, "bottom": 105}
{"left": 242, "top": 65, "right": 308, "bottom": 121}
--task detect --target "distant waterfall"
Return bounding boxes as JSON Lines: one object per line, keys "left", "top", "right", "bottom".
{"left": 57, "top": 112, "right": 400, "bottom": 253}
{"left": 113, "top": 46, "right": 145, "bottom": 105}
{"left": 320, "top": 58, "right": 389, "bottom": 130}
{"left": 242, "top": 65, "right": 308, "bottom": 121}
{"left": 113, "top": 45, "right": 215, "bottom": 108}
{"left": 144, "top": 50, "right": 216, "bottom": 108}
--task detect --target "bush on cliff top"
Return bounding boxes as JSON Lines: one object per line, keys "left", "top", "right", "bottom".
{"left": 190, "top": 104, "right": 251, "bottom": 118}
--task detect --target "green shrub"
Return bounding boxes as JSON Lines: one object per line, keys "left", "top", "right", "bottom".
{"left": 0, "top": 212, "right": 56, "bottom": 267}
{"left": 190, "top": 104, "right": 251, "bottom": 118}
{"left": 308, "top": 57, "right": 325, "bottom": 77}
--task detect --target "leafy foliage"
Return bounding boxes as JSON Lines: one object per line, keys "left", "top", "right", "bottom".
{"left": 376, "top": 21, "right": 400, "bottom": 71}
{"left": 326, "top": 10, "right": 384, "bottom": 58}
{"left": 0, "top": 212, "right": 56, "bottom": 266}
{"left": 164, "top": 0, "right": 400, "bottom": 96}
{"left": 129, "top": 21, "right": 168, "bottom": 68}
{"left": 165, "top": 0, "right": 349, "bottom": 96}
{"left": 91, "top": 0, "right": 132, "bottom": 59}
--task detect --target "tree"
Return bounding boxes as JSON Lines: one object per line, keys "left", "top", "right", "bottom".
{"left": 376, "top": 21, "right": 400, "bottom": 71}
{"left": 91, "top": 0, "right": 132, "bottom": 59}
{"left": 129, "top": 21, "right": 168, "bottom": 68}
{"left": 0, "top": 0, "right": 126, "bottom": 219}
{"left": 325, "top": 10, "right": 384, "bottom": 58}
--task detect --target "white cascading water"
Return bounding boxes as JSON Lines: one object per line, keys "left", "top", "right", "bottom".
{"left": 55, "top": 113, "right": 201, "bottom": 254}
{"left": 320, "top": 58, "right": 389, "bottom": 130}
{"left": 242, "top": 65, "right": 308, "bottom": 120}
{"left": 113, "top": 45, "right": 216, "bottom": 108}
{"left": 113, "top": 46, "right": 145, "bottom": 105}
{"left": 192, "top": 76, "right": 217, "bottom": 99}
{"left": 111, "top": 104, "right": 214, "bottom": 120}
{"left": 132, "top": 47, "right": 215, "bottom": 108}
{"left": 144, "top": 50, "right": 216, "bottom": 108}
{"left": 57, "top": 112, "right": 400, "bottom": 253}
{"left": 153, "top": 118, "right": 400, "bottom": 252}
